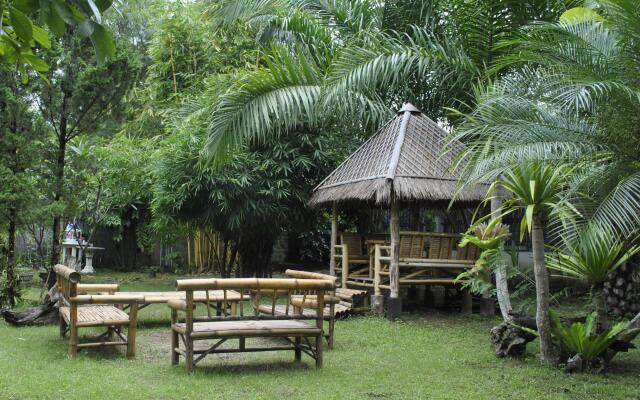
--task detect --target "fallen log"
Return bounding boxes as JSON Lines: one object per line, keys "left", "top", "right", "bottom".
{"left": 1, "top": 286, "right": 59, "bottom": 326}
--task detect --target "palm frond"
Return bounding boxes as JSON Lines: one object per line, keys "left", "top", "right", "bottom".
{"left": 203, "top": 45, "right": 322, "bottom": 165}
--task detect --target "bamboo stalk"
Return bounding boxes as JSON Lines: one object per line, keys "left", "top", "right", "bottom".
{"left": 177, "top": 278, "right": 334, "bottom": 291}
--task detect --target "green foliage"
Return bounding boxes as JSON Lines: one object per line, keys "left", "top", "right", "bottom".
{"left": 455, "top": 0, "right": 640, "bottom": 243}
{"left": 199, "top": 0, "right": 578, "bottom": 162}
{"left": 498, "top": 162, "right": 569, "bottom": 240}
{"left": 550, "top": 310, "right": 629, "bottom": 363}
{"left": 456, "top": 220, "right": 511, "bottom": 295}
{"left": 547, "top": 226, "right": 640, "bottom": 286}
{"left": 0, "top": 0, "right": 116, "bottom": 79}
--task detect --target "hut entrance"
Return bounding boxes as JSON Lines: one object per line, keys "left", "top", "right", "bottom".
{"left": 310, "top": 103, "right": 486, "bottom": 320}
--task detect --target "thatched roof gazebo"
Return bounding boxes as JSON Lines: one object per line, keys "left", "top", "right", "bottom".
{"left": 310, "top": 103, "right": 485, "bottom": 319}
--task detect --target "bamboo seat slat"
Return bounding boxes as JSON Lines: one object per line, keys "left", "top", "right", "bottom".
{"left": 257, "top": 304, "right": 334, "bottom": 318}
{"left": 173, "top": 319, "right": 321, "bottom": 339}
{"left": 60, "top": 305, "right": 130, "bottom": 327}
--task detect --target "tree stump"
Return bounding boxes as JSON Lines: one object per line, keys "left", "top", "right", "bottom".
{"left": 490, "top": 322, "right": 537, "bottom": 357}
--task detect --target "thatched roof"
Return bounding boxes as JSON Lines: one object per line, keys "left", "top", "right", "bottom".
{"left": 309, "top": 103, "right": 486, "bottom": 208}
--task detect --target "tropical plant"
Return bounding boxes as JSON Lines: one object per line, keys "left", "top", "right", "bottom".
{"left": 0, "top": 0, "right": 116, "bottom": 79}
{"left": 550, "top": 310, "right": 631, "bottom": 370}
{"left": 548, "top": 226, "right": 640, "bottom": 330}
{"left": 454, "top": 0, "right": 640, "bottom": 242}
{"left": 454, "top": 0, "right": 640, "bottom": 362}
{"left": 489, "top": 162, "right": 569, "bottom": 361}
{"left": 455, "top": 220, "right": 511, "bottom": 298}
{"left": 195, "top": 0, "right": 577, "bottom": 162}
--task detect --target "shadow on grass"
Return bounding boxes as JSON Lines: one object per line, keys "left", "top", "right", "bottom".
{"left": 186, "top": 360, "right": 313, "bottom": 375}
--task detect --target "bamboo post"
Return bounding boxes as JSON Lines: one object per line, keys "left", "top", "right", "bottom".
{"left": 126, "top": 303, "right": 138, "bottom": 358}
{"left": 387, "top": 196, "right": 401, "bottom": 320}
{"left": 69, "top": 304, "right": 78, "bottom": 357}
{"left": 315, "top": 289, "right": 324, "bottom": 368}
{"left": 68, "top": 279, "right": 78, "bottom": 357}
{"left": 329, "top": 203, "right": 338, "bottom": 276}
{"left": 341, "top": 244, "right": 349, "bottom": 289}
{"left": 185, "top": 290, "right": 194, "bottom": 372}
{"left": 372, "top": 244, "right": 384, "bottom": 315}
{"left": 171, "top": 309, "right": 179, "bottom": 365}
{"left": 461, "top": 288, "right": 473, "bottom": 314}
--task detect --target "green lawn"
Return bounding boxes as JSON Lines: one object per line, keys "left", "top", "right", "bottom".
{"left": 1, "top": 272, "right": 638, "bottom": 400}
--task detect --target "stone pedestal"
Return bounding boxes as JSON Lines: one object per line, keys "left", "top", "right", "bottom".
{"left": 386, "top": 297, "right": 402, "bottom": 321}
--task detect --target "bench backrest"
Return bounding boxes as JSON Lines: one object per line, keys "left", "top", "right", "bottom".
{"left": 340, "top": 233, "right": 365, "bottom": 257}
{"left": 176, "top": 277, "right": 335, "bottom": 318}
{"left": 399, "top": 232, "right": 426, "bottom": 258}
{"left": 54, "top": 264, "right": 80, "bottom": 308}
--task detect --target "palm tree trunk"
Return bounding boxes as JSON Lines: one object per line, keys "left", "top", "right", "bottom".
{"left": 593, "top": 286, "right": 609, "bottom": 332}
{"left": 532, "top": 213, "right": 553, "bottom": 362}
{"left": 491, "top": 189, "right": 512, "bottom": 321}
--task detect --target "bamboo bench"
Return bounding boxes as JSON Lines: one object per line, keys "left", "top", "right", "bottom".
{"left": 255, "top": 269, "right": 338, "bottom": 348}
{"left": 169, "top": 277, "right": 336, "bottom": 372}
{"left": 54, "top": 264, "right": 144, "bottom": 358}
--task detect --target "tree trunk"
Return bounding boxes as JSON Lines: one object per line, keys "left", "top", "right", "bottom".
{"left": 532, "top": 213, "right": 553, "bottom": 362}
{"left": 6, "top": 208, "right": 17, "bottom": 308}
{"left": 491, "top": 189, "right": 512, "bottom": 321}
{"left": 593, "top": 286, "right": 609, "bottom": 332}
{"left": 49, "top": 132, "right": 67, "bottom": 281}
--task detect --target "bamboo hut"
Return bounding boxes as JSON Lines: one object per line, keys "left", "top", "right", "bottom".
{"left": 310, "top": 103, "right": 485, "bottom": 319}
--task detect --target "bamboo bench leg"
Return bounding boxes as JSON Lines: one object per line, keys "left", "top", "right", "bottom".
{"left": 59, "top": 314, "right": 67, "bottom": 338}
{"left": 171, "top": 310, "right": 179, "bottom": 365}
{"left": 315, "top": 333, "right": 323, "bottom": 368}
{"left": 294, "top": 337, "right": 301, "bottom": 362}
{"left": 126, "top": 304, "right": 138, "bottom": 359}
{"left": 328, "top": 319, "right": 335, "bottom": 349}
{"left": 69, "top": 307, "right": 78, "bottom": 358}
{"left": 185, "top": 338, "right": 194, "bottom": 373}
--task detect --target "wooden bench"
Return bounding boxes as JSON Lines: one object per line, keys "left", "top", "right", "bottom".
{"left": 169, "top": 277, "right": 336, "bottom": 372}
{"left": 255, "top": 269, "right": 338, "bottom": 348}
{"left": 54, "top": 264, "right": 144, "bottom": 358}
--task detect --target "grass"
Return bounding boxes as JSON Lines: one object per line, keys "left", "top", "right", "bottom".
{"left": 1, "top": 272, "right": 639, "bottom": 400}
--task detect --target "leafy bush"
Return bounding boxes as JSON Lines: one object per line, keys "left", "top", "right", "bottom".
{"left": 456, "top": 220, "right": 511, "bottom": 295}
{"left": 550, "top": 310, "right": 630, "bottom": 368}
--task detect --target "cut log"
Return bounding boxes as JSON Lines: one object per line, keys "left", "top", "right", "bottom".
{"left": 1, "top": 286, "right": 59, "bottom": 326}
{"left": 490, "top": 322, "right": 537, "bottom": 357}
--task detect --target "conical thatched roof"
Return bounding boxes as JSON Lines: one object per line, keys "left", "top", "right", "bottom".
{"left": 309, "top": 103, "right": 486, "bottom": 207}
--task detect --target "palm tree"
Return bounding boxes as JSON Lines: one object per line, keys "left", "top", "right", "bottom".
{"left": 547, "top": 226, "right": 640, "bottom": 331}
{"left": 454, "top": 0, "right": 640, "bottom": 359}
{"left": 493, "top": 162, "right": 568, "bottom": 362}
{"left": 454, "top": 0, "right": 640, "bottom": 241}
{"left": 195, "top": 0, "right": 577, "bottom": 161}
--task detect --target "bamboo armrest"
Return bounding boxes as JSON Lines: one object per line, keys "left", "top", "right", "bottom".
{"left": 290, "top": 295, "right": 340, "bottom": 305}
{"left": 167, "top": 299, "right": 194, "bottom": 311}
{"left": 290, "top": 296, "right": 340, "bottom": 309}
{"left": 70, "top": 294, "right": 145, "bottom": 305}
{"left": 77, "top": 283, "right": 119, "bottom": 293}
